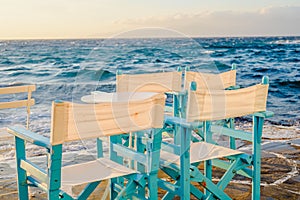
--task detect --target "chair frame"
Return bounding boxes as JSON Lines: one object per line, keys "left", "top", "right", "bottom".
{"left": 159, "top": 76, "right": 273, "bottom": 199}
{"left": 8, "top": 100, "right": 164, "bottom": 200}
{"left": 172, "top": 64, "right": 238, "bottom": 145}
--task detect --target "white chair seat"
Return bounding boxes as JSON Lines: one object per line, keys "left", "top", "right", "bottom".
{"left": 61, "top": 157, "right": 137, "bottom": 193}
{"left": 160, "top": 142, "right": 243, "bottom": 165}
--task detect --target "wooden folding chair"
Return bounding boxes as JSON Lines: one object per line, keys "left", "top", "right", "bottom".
{"left": 0, "top": 85, "right": 36, "bottom": 129}
{"left": 115, "top": 69, "right": 183, "bottom": 150}
{"left": 116, "top": 69, "right": 183, "bottom": 114}
{"left": 8, "top": 92, "right": 166, "bottom": 200}
{"left": 182, "top": 64, "right": 239, "bottom": 143}
{"left": 159, "top": 76, "right": 273, "bottom": 199}
{"left": 115, "top": 66, "right": 238, "bottom": 145}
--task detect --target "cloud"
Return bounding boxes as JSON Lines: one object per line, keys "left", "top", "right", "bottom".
{"left": 1, "top": 3, "right": 299, "bottom": 39}
{"left": 113, "top": 6, "right": 300, "bottom": 37}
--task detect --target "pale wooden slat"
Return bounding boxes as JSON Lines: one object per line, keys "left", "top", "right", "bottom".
{"left": 0, "top": 85, "right": 36, "bottom": 95}
{"left": 185, "top": 70, "right": 236, "bottom": 90}
{"left": 160, "top": 142, "right": 242, "bottom": 164}
{"left": 61, "top": 158, "right": 136, "bottom": 190}
{"left": 187, "top": 84, "right": 268, "bottom": 122}
{"left": 116, "top": 72, "right": 182, "bottom": 93}
{"left": 0, "top": 85, "right": 36, "bottom": 129}
{"left": 20, "top": 159, "right": 48, "bottom": 184}
{"left": 0, "top": 99, "right": 35, "bottom": 109}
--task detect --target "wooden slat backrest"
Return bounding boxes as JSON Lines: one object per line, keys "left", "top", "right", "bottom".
{"left": 50, "top": 93, "right": 166, "bottom": 145}
{"left": 187, "top": 83, "right": 268, "bottom": 122}
{"left": 0, "top": 85, "right": 36, "bottom": 128}
{"left": 185, "top": 70, "right": 236, "bottom": 90}
{"left": 0, "top": 85, "right": 36, "bottom": 95}
{"left": 116, "top": 71, "right": 182, "bottom": 93}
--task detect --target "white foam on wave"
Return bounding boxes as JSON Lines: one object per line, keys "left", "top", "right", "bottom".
{"left": 270, "top": 39, "right": 300, "bottom": 45}
{"left": 262, "top": 125, "right": 300, "bottom": 140}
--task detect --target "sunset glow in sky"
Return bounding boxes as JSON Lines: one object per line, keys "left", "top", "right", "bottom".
{"left": 1, "top": 0, "right": 300, "bottom": 39}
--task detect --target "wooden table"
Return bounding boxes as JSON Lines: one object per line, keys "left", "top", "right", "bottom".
{"left": 81, "top": 91, "right": 160, "bottom": 103}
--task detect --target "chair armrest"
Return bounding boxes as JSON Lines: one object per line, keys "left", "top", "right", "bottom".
{"left": 253, "top": 111, "right": 274, "bottom": 118}
{"left": 164, "top": 115, "right": 202, "bottom": 129}
{"left": 7, "top": 126, "right": 51, "bottom": 149}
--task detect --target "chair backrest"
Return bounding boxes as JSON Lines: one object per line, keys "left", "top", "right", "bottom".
{"left": 184, "top": 69, "right": 236, "bottom": 91}
{"left": 0, "top": 85, "right": 36, "bottom": 128}
{"left": 116, "top": 71, "right": 182, "bottom": 93}
{"left": 50, "top": 93, "right": 166, "bottom": 145}
{"left": 186, "top": 77, "right": 269, "bottom": 122}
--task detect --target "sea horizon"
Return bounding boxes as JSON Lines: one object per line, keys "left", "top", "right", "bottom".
{"left": 0, "top": 34, "right": 300, "bottom": 41}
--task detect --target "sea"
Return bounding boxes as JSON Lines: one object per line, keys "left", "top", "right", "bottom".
{"left": 0, "top": 36, "right": 299, "bottom": 135}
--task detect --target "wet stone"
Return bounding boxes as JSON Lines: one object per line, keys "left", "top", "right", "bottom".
{"left": 0, "top": 125, "right": 299, "bottom": 199}
{"left": 262, "top": 142, "right": 297, "bottom": 153}
{"left": 289, "top": 138, "right": 300, "bottom": 147}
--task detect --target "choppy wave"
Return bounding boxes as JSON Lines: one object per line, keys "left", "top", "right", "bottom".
{"left": 0, "top": 36, "right": 299, "bottom": 126}
{"left": 270, "top": 39, "right": 300, "bottom": 45}
{"left": 278, "top": 80, "right": 300, "bottom": 88}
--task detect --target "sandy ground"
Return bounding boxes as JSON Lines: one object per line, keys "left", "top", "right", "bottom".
{"left": 0, "top": 124, "right": 299, "bottom": 200}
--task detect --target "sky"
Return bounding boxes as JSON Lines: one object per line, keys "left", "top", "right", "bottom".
{"left": 0, "top": 0, "right": 300, "bottom": 39}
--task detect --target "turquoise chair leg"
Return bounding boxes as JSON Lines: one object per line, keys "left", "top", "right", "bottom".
{"left": 204, "top": 122, "right": 212, "bottom": 197}
{"left": 147, "top": 129, "right": 162, "bottom": 200}
{"left": 15, "top": 137, "right": 29, "bottom": 200}
{"left": 161, "top": 127, "right": 191, "bottom": 199}
{"left": 48, "top": 190, "right": 60, "bottom": 200}
{"left": 204, "top": 160, "right": 212, "bottom": 196}
{"left": 228, "top": 118, "right": 236, "bottom": 149}
{"left": 136, "top": 132, "right": 146, "bottom": 197}
{"left": 173, "top": 95, "right": 181, "bottom": 145}
{"left": 47, "top": 144, "right": 62, "bottom": 200}
{"left": 148, "top": 173, "right": 158, "bottom": 200}
{"left": 252, "top": 116, "right": 264, "bottom": 200}
{"left": 110, "top": 135, "right": 124, "bottom": 199}
{"left": 179, "top": 126, "right": 191, "bottom": 200}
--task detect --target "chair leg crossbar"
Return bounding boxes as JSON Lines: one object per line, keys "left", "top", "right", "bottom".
{"left": 160, "top": 153, "right": 255, "bottom": 200}
{"left": 159, "top": 113, "right": 271, "bottom": 199}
